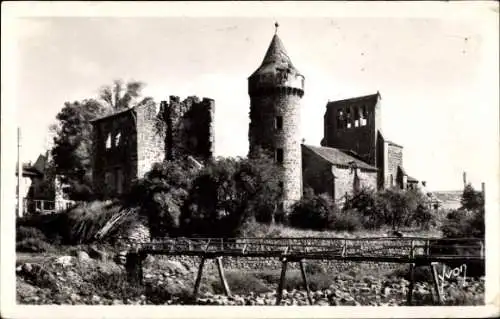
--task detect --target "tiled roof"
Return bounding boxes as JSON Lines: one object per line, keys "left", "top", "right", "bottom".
{"left": 302, "top": 144, "right": 378, "bottom": 171}
{"left": 327, "top": 92, "right": 380, "bottom": 106}
{"left": 386, "top": 140, "right": 403, "bottom": 148}
{"left": 407, "top": 175, "right": 419, "bottom": 183}
{"left": 250, "top": 34, "right": 301, "bottom": 77}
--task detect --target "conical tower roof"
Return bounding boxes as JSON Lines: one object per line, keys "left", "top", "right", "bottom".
{"left": 250, "top": 26, "right": 301, "bottom": 78}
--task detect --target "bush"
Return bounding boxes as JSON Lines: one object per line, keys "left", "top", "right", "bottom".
{"left": 329, "top": 209, "right": 363, "bottom": 232}
{"left": 125, "top": 159, "right": 198, "bottom": 238}
{"left": 441, "top": 199, "right": 484, "bottom": 240}
{"left": 289, "top": 188, "right": 337, "bottom": 231}
{"left": 207, "top": 271, "right": 270, "bottom": 295}
{"left": 180, "top": 150, "right": 281, "bottom": 238}
{"left": 16, "top": 226, "right": 47, "bottom": 242}
{"left": 343, "top": 187, "right": 385, "bottom": 229}
{"left": 16, "top": 238, "right": 53, "bottom": 253}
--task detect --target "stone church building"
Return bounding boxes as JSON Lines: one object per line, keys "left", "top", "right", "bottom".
{"left": 90, "top": 24, "right": 418, "bottom": 206}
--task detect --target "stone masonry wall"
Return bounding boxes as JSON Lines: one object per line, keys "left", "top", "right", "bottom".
{"left": 92, "top": 110, "right": 137, "bottom": 197}
{"left": 331, "top": 166, "right": 377, "bottom": 203}
{"left": 136, "top": 101, "right": 165, "bottom": 179}
{"left": 161, "top": 96, "right": 215, "bottom": 162}
{"left": 249, "top": 90, "right": 303, "bottom": 210}
{"left": 386, "top": 144, "right": 403, "bottom": 187}
{"left": 301, "top": 145, "right": 333, "bottom": 198}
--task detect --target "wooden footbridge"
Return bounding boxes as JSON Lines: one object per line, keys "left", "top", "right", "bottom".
{"left": 124, "top": 237, "right": 485, "bottom": 305}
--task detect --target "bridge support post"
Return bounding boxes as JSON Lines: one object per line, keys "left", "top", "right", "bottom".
{"left": 430, "top": 262, "right": 443, "bottom": 305}
{"left": 193, "top": 257, "right": 206, "bottom": 300}
{"left": 407, "top": 263, "right": 415, "bottom": 305}
{"left": 299, "top": 260, "right": 313, "bottom": 305}
{"left": 216, "top": 256, "right": 231, "bottom": 297}
{"left": 275, "top": 258, "right": 288, "bottom": 306}
{"left": 125, "top": 252, "right": 144, "bottom": 286}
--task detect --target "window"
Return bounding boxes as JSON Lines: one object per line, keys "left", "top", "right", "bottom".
{"left": 114, "top": 132, "right": 121, "bottom": 147}
{"left": 105, "top": 134, "right": 112, "bottom": 149}
{"left": 276, "top": 148, "right": 284, "bottom": 164}
{"left": 278, "top": 181, "right": 284, "bottom": 195}
{"left": 337, "top": 110, "right": 344, "bottom": 129}
{"left": 275, "top": 116, "right": 283, "bottom": 130}
{"left": 360, "top": 105, "right": 368, "bottom": 126}
{"left": 390, "top": 174, "right": 394, "bottom": 186}
{"left": 354, "top": 119, "right": 360, "bottom": 127}
{"left": 346, "top": 108, "right": 352, "bottom": 128}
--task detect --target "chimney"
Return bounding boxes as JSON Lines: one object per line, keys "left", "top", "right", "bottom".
{"left": 481, "top": 182, "right": 485, "bottom": 198}
{"left": 463, "top": 171, "right": 467, "bottom": 188}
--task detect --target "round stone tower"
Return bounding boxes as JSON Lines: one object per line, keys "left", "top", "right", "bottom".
{"left": 248, "top": 24, "right": 305, "bottom": 210}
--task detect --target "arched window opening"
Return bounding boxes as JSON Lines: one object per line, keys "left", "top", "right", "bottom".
{"left": 105, "top": 134, "right": 112, "bottom": 149}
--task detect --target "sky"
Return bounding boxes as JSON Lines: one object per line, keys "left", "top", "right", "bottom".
{"left": 6, "top": 2, "right": 499, "bottom": 192}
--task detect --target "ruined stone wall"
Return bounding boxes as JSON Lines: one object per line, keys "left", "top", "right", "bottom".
{"left": 162, "top": 96, "right": 215, "bottom": 163}
{"left": 249, "top": 89, "right": 303, "bottom": 210}
{"left": 136, "top": 101, "right": 165, "bottom": 179}
{"left": 331, "top": 166, "right": 378, "bottom": 203}
{"left": 92, "top": 110, "right": 137, "bottom": 197}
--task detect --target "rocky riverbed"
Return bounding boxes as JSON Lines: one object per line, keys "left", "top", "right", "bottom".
{"left": 16, "top": 250, "right": 484, "bottom": 306}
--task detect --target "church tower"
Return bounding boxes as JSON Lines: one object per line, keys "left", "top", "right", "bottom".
{"left": 248, "top": 23, "right": 305, "bottom": 210}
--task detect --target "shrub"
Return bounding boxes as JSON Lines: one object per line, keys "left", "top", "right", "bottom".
{"left": 16, "top": 238, "right": 53, "bottom": 253}
{"left": 289, "top": 188, "right": 337, "bottom": 231}
{"left": 125, "top": 159, "right": 198, "bottom": 238}
{"left": 208, "top": 271, "right": 270, "bottom": 295}
{"left": 343, "top": 187, "right": 385, "bottom": 229}
{"left": 180, "top": 150, "right": 281, "bottom": 238}
{"left": 329, "top": 209, "right": 364, "bottom": 232}
{"left": 16, "top": 226, "right": 47, "bottom": 242}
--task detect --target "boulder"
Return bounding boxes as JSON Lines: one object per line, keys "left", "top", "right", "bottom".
{"left": 54, "top": 256, "right": 75, "bottom": 267}
{"left": 76, "top": 251, "right": 92, "bottom": 263}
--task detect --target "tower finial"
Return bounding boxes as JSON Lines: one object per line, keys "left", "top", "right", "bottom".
{"left": 274, "top": 22, "right": 279, "bottom": 34}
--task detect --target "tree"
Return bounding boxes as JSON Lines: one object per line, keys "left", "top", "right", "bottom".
{"left": 180, "top": 150, "right": 281, "bottom": 238}
{"left": 460, "top": 183, "right": 484, "bottom": 211}
{"left": 124, "top": 159, "right": 198, "bottom": 238}
{"left": 98, "top": 79, "right": 152, "bottom": 111}
{"left": 51, "top": 99, "right": 110, "bottom": 200}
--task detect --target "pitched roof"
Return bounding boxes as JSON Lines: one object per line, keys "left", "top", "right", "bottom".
{"left": 386, "top": 140, "right": 403, "bottom": 148}
{"left": 250, "top": 33, "right": 301, "bottom": 77}
{"left": 327, "top": 92, "right": 381, "bottom": 106}
{"left": 398, "top": 166, "right": 419, "bottom": 183}
{"left": 302, "top": 144, "right": 378, "bottom": 171}
{"left": 407, "top": 175, "right": 419, "bottom": 183}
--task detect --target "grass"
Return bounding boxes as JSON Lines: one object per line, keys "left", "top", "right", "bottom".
{"left": 241, "top": 221, "right": 442, "bottom": 239}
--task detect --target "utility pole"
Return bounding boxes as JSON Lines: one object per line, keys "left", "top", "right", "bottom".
{"left": 17, "top": 127, "right": 23, "bottom": 218}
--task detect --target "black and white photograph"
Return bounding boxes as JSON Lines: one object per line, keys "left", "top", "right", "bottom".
{"left": 1, "top": 1, "right": 499, "bottom": 318}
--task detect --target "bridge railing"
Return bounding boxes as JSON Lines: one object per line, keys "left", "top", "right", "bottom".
{"left": 125, "top": 236, "right": 484, "bottom": 260}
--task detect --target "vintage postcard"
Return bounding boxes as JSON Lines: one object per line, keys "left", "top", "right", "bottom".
{"left": 1, "top": 1, "right": 499, "bottom": 318}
